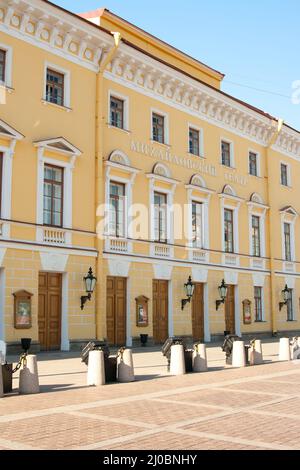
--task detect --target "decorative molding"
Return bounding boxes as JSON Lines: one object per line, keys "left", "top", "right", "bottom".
{"left": 0, "top": 247, "right": 6, "bottom": 266}
{"left": 224, "top": 271, "right": 238, "bottom": 285}
{"left": 153, "top": 263, "right": 173, "bottom": 280}
{"left": 0, "top": 0, "right": 113, "bottom": 72}
{"left": 108, "top": 259, "right": 131, "bottom": 277}
{"left": 192, "top": 267, "right": 208, "bottom": 283}
{"left": 39, "top": 252, "right": 69, "bottom": 272}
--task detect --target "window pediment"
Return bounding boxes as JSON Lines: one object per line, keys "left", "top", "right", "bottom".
{"left": 0, "top": 119, "right": 24, "bottom": 142}
{"left": 34, "top": 137, "right": 82, "bottom": 157}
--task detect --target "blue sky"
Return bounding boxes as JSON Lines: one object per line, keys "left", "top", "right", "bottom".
{"left": 52, "top": 0, "right": 300, "bottom": 129}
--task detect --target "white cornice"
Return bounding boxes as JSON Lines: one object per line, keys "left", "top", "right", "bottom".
{"left": 0, "top": 0, "right": 300, "bottom": 160}
{"left": 0, "top": 0, "right": 113, "bottom": 72}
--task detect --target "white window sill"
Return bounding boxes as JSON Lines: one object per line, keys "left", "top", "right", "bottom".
{"left": 0, "top": 83, "right": 14, "bottom": 93}
{"left": 41, "top": 99, "right": 72, "bottom": 112}
{"left": 150, "top": 139, "right": 171, "bottom": 149}
{"left": 107, "top": 124, "right": 131, "bottom": 134}
{"left": 187, "top": 152, "right": 206, "bottom": 159}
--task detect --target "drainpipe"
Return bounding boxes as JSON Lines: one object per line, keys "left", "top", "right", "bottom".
{"left": 94, "top": 32, "right": 121, "bottom": 340}
{"left": 266, "top": 118, "right": 284, "bottom": 335}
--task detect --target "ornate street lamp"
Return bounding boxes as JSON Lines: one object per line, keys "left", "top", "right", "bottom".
{"left": 216, "top": 279, "right": 228, "bottom": 310}
{"left": 81, "top": 267, "right": 97, "bottom": 310}
{"left": 279, "top": 284, "right": 291, "bottom": 311}
{"left": 181, "top": 276, "right": 195, "bottom": 310}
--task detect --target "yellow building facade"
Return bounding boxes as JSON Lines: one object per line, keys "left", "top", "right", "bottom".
{"left": 0, "top": 0, "right": 300, "bottom": 351}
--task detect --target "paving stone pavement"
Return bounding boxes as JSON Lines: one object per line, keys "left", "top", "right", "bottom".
{"left": 1, "top": 342, "right": 300, "bottom": 450}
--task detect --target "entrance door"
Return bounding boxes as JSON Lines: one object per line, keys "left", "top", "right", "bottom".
{"left": 38, "top": 273, "right": 62, "bottom": 351}
{"left": 153, "top": 280, "right": 168, "bottom": 344}
{"left": 106, "top": 277, "right": 127, "bottom": 346}
{"left": 225, "top": 285, "right": 236, "bottom": 334}
{"left": 192, "top": 283, "right": 204, "bottom": 342}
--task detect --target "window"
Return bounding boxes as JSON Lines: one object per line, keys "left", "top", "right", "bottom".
{"left": 284, "top": 223, "right": 292, "bottom": 261}
{"left": 249, "top": 152, "right": 258, "bottom": 176}
{"left": 252, "top": 215, "right": 261, "bottom": 257}
{"left": 154, "top": 192, "right": 167, "bottom": 243}
{"left": 224, "top": 208, "right": 234, "bottom": 253}
{"left": 46, "top": 68, "right": 65, "bottom": 106}
{"left": 287, "top": 289, "right": 294, "bottom": 321}
{"left": 0, "top": 49, "right": 6, "bottom": 83}
{"left": 281, "top": 163, "right": 288, "bottom": 186}
{"left": 109, "top": 182, "right": 125, "bottom": 238}
{"left": 221, "top": 141, "right": 231, "bottom": 167}
{"left": 110, "top": 96, "right": 124, "bottom": 129}
{"left": 189, "top": 128, "right": 200, "bottom": 156}
{"left": 152, "top": 113, "right": 165, "bottom": 144}
{"left": 192, "top": 202, "right": 203, "bottom": 248}
{"left": 254, "top": 287, "right": 263, "bottom": 322}
{"left": 0, "top": 153, "right": 3, "bottom": 217}
{"left": 43, "top": 165, "right": 64, "bottom": 227}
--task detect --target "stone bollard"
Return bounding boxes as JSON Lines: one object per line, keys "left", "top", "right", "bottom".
{"left": 0, "top": 364, "right": 3, "bottom": 398}
{"left": 87, "top": 350, "right": 106, "bottom": 386}
{"left": 19, "top": 355, "right": 40, "bottom": 395}
{"left": 170, "top": 344, "right": 186, "bottom": 376}
{"left": 232, "top": 341, "right": 246, "bottom": 368}
{"left": 279, "top": 338, "right": 291, "bottom": 361}
{"left": 117, "top": 348, "right": 135, "bottom": 383}
{"left": 250, "top": 340, "right": 264, "bottom": 366}
{"left": 192, "top": 344, "right": 208, "bottom": 372}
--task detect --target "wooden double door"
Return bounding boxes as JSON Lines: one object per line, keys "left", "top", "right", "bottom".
{"left": 225, "top": 285, "right": 236, "bottom": 335}
{"left": 153, "top": 280, "right": 169, "bottom": 344}
{"left": 38, "top": 273, "right": 62, "bottom": 351}
{"left": 106, "top": 277, "right": 127, "bottom": 346}
{"left": 192, "top": 283, "right": 205, "bottom": 342}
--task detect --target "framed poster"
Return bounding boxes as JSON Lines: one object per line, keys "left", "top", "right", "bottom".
{"left": 13, "top": 291, "right": 33, "bottom": 330}
{"left": 136, "top": 296, "right": 149, "bottom": 327}
{"left": 242, "top": 299, "right": 252, "bottom": 325}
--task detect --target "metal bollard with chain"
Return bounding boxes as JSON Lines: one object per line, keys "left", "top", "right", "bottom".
{"left": 4, "top": 352, "right": 27, "bottom": 374}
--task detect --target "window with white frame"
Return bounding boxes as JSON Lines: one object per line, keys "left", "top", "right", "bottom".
{"left": 252, "top": 215, "right": 261, "bottom": 257}
{"left": 43, "top": 164, "right": 64, "bottom": 227}
{"left": 0, "top": 44, "right": 12, "bottom": 88}
{"left": 110, "top": 96, "right": 124, "bottom": 129}
{"left": 0, "top": 49, "right": 6, "bottom": 83}
{"left": 44, "top": 63, "right": 70, "bottom": 108}
{"left": 287, "top": 289, "right": 294, "bottom": 321}
{"left": 224, "top": 208, "right": 234, "bottom": 253}
{"left": 192, "top": 201, "right": 203, "bottom": 248}
{"left": 249, "top": 151, "right": 259, "bottom": 176}
{"left": 189, "top": 128, "right": 200, "bottom": 156}
{"left": 109, "top": 182, "right": 125, "bottom": 238}
{"left": 284, "top": 222, "right": 292, "bottom": 261}
{"left": 254, "top": 286, "right": 263, "bottom": 322}
{"left": 221, "top": 140, "right": 232, "bottom": 167}
{"left": 281, "top": 163, "right": 290, "bottom": 187}
{"left": 154, "top": 192, "right": 167, "bottom": 243}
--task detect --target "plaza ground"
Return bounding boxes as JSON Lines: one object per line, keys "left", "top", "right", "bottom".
{"left": 1, "top": 340, "right": 300, "bottom": 450}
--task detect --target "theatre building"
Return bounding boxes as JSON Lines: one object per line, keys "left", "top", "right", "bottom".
{"left": 0, "top": 0, "right": 300, "bottom": 351}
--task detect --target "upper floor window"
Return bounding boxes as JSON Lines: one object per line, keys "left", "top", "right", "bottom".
{"left": 110, "top": 96, "right": 124, "bottom": 129}
{"left": 287, "top": 289, "right": 294, "bottom": 321}
{"left": 252, "top": 215, "right": 261, "bottom": 257}
{"left": 152, "top": 113, "right": 165, "bottom": 144}
{"left": 43, "top": 165, "right": 64, "bottom": 227}
{"left": 281, "top": 163, "right": 289, "bottom": 187}
{"left": 0, "top": 49, "right": 6, "bottom": 83}
{"left": 192, "top": 201, "right": 203, "bottom": 248}
{"left": 109, "top": 182, "right": 125, "bottom": 238}
{"left": 221, "top": 141, "right": 232, "bottom": 167}
{"left": 284, "top": 222, "right": 292, "bottom": 261}
{"left": 254, "top": 287, "right": 263, "bottom": 322}
{"left": 224, "top": 208, "right": 234, "bottom": 253}
{"left": 0, "top": 152, "right": 3, "bottom": 217}
{"left": 249, "top": 152, "right": 258, "bottom": 176}
{"left": 46, "top": 68, "right": 64, "bottom": 106}
{"left": 154, "top": 192, "right": 167, "bottom": 243}
{"left": 189, "top": 128, "right": 200, "bottom": 156}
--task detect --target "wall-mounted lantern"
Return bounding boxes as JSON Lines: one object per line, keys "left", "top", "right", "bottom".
{"left": 216, "top": 279, "right": 228, "bottom": 311}
{"left": 279, "top": 284, "right": 291, "bottom": 311}
{"left": 81, "top": 267, "right": 97, "bottom": 310}
{"left": 181, "top": 276, "right": 195, "bottom": 310}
